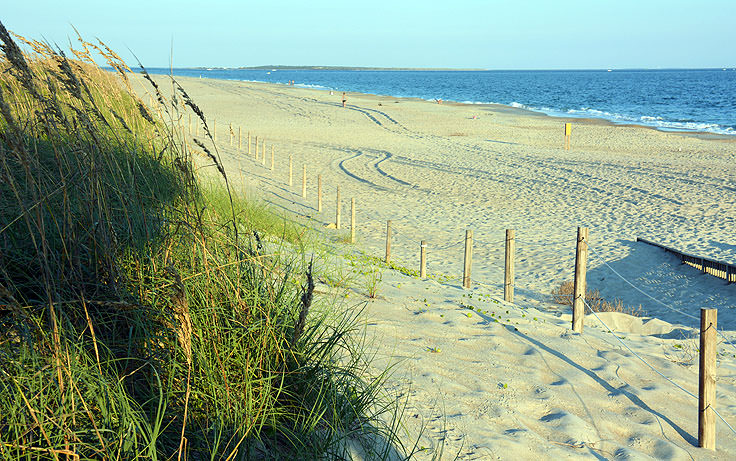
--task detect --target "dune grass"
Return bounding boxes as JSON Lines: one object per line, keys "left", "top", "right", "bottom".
{"left": 0, "top": 23, "right": 410, "bottom": 459}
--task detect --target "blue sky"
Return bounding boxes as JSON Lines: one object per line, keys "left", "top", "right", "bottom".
{"left": 3, "top": 0, "right": 735, "bottom": 69}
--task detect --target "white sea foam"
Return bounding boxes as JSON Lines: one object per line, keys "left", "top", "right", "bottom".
{"left": 454, "top": 99, "right": 735, "bottom": 135}
{"left": 294, "top": 83, "right": 332, "bottom": 90}
{"left": 483, "top": 103, "right": 736, "bottom": 136}
{"left": 562, "top": 107, "right": 735, "bottom": 135}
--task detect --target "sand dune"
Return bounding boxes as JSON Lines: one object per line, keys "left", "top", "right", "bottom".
{"left": 137, "top": 74, "right": 736, "bottom": 459}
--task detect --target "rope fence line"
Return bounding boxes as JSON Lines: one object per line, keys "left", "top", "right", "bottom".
{"left": 213, "top": 125, "right": 731, "bottom": 324}
{"left": 433, "top": 239, "right": 466, "bottom": 251}
{"left": 213, "top": 121, "right": 736, "bottom": 449}
{"left": 471, "top": 238, "right": 509, "bottom": 247}
{"left": 586, "top": 240, "right": 736, "bottom": 356}
{"left": 584, "top": 300, "right": 697, "bottom": 399}
{"left": 216, "top": 126, "right": 571, "bottom": 295}
{"left": 583, "top": 299, "right": 736, "bottom": 437}
{"left": 515, "top": 237, "right": 579, "bottom": 247}
{"left": 586, "top": 241, "right": 700, "bottom": 322}
{"left": 236, "top": 145, "right": 732, "bottom": 335}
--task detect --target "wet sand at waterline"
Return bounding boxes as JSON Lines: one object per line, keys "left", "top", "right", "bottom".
{"left": 136, "top": 74, "right": 736, "bottom": 459}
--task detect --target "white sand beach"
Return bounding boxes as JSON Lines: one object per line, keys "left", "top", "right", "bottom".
{"left": 138, "top": 75, "right": 736, "bottom": 460}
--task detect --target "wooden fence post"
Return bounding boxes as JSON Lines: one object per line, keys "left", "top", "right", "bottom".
{"left": 288, "top": 155, "right": 293, "bottom": 186}
{"left": 572, "top": 227, "right": 589, "bottom": 333}
{"left": 504, "top": 229, "right": 515, "bottom": 303}
{"left": 317, "top": 175, "right": 322, "bottom": 212}
{"left": 248, "top": 133, "right": 252, "bottom": 156}
{"left": 336, "top": 186, "right": 341, "bottom": 230}
{"left": 385, "top": 220, "right": 392, "bottom": 264}
{"left": 350, "top": 198, "right": 356, "bottom": 243}
{"left": 463, "top": 229, "right": 473, "bottom": 289}
{"left": 699, "top": 308, "right": 717, "bottom": 450}
{"left": 270, "top": 146, "right": 274, "bottom": 171}
{"left": 302, "top": 164, "right": 307, "bottom": 198}
{"left": 420, "top": 241, "right": 427, "bottom": 279}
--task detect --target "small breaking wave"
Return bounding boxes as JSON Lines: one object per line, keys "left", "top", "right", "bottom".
{"left": 293, "top": 83, "right": 332, "bottom": 90}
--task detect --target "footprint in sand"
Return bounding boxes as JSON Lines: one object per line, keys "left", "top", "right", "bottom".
{"left": 539, "top": 410, "right": 600, "bottom": 445}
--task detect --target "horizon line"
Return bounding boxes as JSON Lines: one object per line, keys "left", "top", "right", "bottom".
{"left": 144, "top": 65, "right": 736, "bottom": 72}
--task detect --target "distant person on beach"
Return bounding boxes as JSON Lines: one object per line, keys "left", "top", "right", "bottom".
{"left": 342, "top": 92, "right": 346, "bottom": 108}
{"left": 436, "top": 98, "right": 442, "bottom": 104}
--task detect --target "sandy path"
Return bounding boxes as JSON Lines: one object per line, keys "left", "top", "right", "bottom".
{"left": 135, "top": 74, "right": 736, "bottom": 459}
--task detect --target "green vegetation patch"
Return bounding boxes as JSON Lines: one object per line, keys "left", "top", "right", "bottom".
{"left": 0, "top": 24, "right": 408, "bottom": 459}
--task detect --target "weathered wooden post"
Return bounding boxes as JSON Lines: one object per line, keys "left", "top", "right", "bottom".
{"left": 564, "top": 123, "right": 571, "bottom": 150}
{"left": 504, "top": 229, "right": 515, "bottom": 303}
{"left": 420, "top": 241, "right": 427, "bottom": 279}
{"left": 463, "top": 229, "right": 473, "bottom": 289}
{"left": 385, "top": 220, "right": 392, "bottom": 264}
{"left": 302, "top": 164, "right": 307, "bottom": 198}
{"left": 288, "top": 155, "right": 293, "bottom": 186}
{"left": 699, "top": 308, "right": 717, "bottom": 450}
{"left": 572, "top": 227, "right": 589, "bottom": 333}
{"left": 248, "top": 133, "right": 252, "bottom": 156}
{"left": 336, "top": 186, "right": 341, "bottom": 230}
{"left": 317, "top": 175, "right": 322, "bottom": 212}
{"left": 350, "top": 198, "right": 356, "bottom": 243}
{"left": 270, "top": 146, "right": 274, "bottom": 171}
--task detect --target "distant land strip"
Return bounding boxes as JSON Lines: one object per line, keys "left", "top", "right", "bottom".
{"left": 188, "top": 65, "right": 489, "bottom": 71}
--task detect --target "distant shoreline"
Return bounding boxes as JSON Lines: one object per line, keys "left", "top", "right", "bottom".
{"left": 176, "top": 66, "right": 735, "bottom": 72}
{"left": 143, "top": 71, "right": 736, "bottom": 141}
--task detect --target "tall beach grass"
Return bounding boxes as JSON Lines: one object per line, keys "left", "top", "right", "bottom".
{"left": 0, "top": 23, "right": 410, "bottom": 459}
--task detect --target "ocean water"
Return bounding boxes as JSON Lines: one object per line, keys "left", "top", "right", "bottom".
{"left": 149, "top": 67, "right": 736, "bottom": 136}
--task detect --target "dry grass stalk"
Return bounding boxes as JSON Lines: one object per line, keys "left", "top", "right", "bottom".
{"left": 552, "top": 280, "right": 643, "bottom": 317}
{"left": 0, "top": 443, "right": 79, "bottom": 460}
{"left": 293, "top": 260, "right": 314, "bottom": 345}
